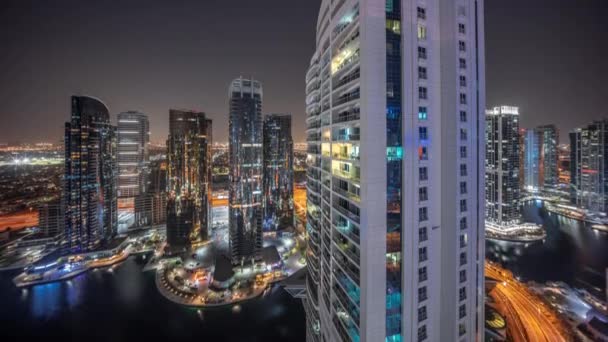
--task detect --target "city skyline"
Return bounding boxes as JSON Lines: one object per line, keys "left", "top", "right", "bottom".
{"left": 1, "top": 0, "right": 607, "bottom": 144}
{"left": 1, "top": 1, "right": 608, "bottom": 342}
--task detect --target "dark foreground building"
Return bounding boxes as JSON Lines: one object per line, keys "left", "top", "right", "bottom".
{"left": 229, "top": 77, "right": 263, "bottom": 265}
{"left": 64, "top": 95, "right": 118, "bottom": 252}
{"left": 166, "top": 109, "right": 212, "bottom": 250}
{"left": 263, "top": 114, "right": 294, "bottom": 231}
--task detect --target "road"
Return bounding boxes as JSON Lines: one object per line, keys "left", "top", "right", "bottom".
{"left": 486, "top": 262, "right": 573, "bottom": 342}
{"left": 0, "top": 210, "right": 38, "bottom": 232}
{"left": 294, "top": 186, "right": 306, "bottom": 225}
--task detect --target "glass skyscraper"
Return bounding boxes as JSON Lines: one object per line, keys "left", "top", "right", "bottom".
{"left": 305, "top": 1, "right": 486, "bottom": 341}
{"left": 117, "top": 111, "right": 149, "bottom": 198}
{"left": 229, "top": 77, "right": 263, "bottom": 265}
{"left": 485, "top": 106, "right": 521, "bottom": 225}
{"left": 263, "top": 114, "right": 294, "bottom": 231}
{"left": 64, "top": 95, "right": 118, "bottom": 252}
{"left": 523, "top": 124, "right": 559, "bottom": 192}
{"left": 166, "top": 109, "right": 212, "bottom": 250}
{"left": 570, "top": 120, "right": 608, "bottom": 213}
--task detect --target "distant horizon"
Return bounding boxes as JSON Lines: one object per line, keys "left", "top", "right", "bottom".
{"left": 1, "top": 0, "right": 607, "bottom": 144}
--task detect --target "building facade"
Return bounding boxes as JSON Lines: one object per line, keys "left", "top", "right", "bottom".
{"left": 570, "top": 120, "right": 608, "bottom": 213}
{"left": 523, "top": 125, "right": 559, "bottom": 192}
{"left": 38, "top": 200, "right": 64, "bottom": 237}
{"left": 117, "top": 111, "right": 150, "bottom": 198}
{"left": 523, "top": 128, "right": 541, "bottom": 191}
{"left": 263, "top": 114, "right": 294, "bottom": 231}
{"left": 166, "top": 110, "right": 212, "bottom": 249}
{"left": 305, "top": 1, "right": 486, "bottom": 341}
{"left": 64, "top": 95, "right": 118, "bottom": 252}
{"left": 229, "top": 77, "right": 264, "bottom": 265}
{"left": 485, "top": 106, "right": 520, "bottom": 225}
{"left": 537, "top": 125, "right": 559, "bottom": 190}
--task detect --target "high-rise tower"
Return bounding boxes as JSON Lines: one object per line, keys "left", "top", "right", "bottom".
{"left": 166, "top": 109, "right": 212, "bottom": 250}
{"left": 485, "top": 106, "right": 520, "bottom": 225}
{"left": 117, "top": 111, "right": 149, "bottom": 198}
{"left": 570, "top": 120, "right": 608, "bottom": 213}
{"left": 229, "top": 77, "right": 263, "bottom": 265}
{"left": 305, "top": 1, "right": 486, "bottom": 341}
{"left": 64, "top": 95, "right": 118, "bottom": 252}
{"left": 263, "top": 114, "right": 294, "bottom": 231}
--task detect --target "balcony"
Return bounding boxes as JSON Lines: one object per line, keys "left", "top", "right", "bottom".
{"left": 333, "top": 199, "right": 360, "bottom": 224}
{"left": 333, "top": 67, "right": 360, "bottom": 91}
{"left": 332, "top": 183, "right": 360, "bottom": 202}
{"left": 333, "top": 233, "right": 360, "bottom": 264}
{"left": 333, "top": 89, "right": 360, "bottom": 108}
{"left": 333, "top": 283, "right": 360, "bottom": 327}
{"left": 333, "top": 245, "right": 359, "bottom": 281}
{"left": 333, "top": 107, "right": 360, "bottom": 124}
{"left": 332, "top": 165, "right": 360, "bottom": 183}
{"left": 307, "top": 120, "right": 321, "bottom": 130}
{"left": 332, "top": 149, "right": 360, "bottom": 162}
{"left": 333, "top": 313, "right": 360, "bottom": 342}
{"left": 334, "top": 217, "right": 360, "bottom": 244}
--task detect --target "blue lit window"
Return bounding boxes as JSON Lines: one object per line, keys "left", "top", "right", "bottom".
{"left": 418, "top": 106, "right": 428, "bottom": 120}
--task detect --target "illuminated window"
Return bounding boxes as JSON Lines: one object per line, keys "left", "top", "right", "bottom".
{"left": 460, "top": 234, "right": 467, "bottom": 248}
{"left": 386, "top": 19, "right": 401, "bottom": 34}
{"left": 417, "top": 25, "right": 427, "bottom": 40}
{"left": 419, "top": 146, "right": 428, "bottom": 160}
{"left": 418, "top": 106, "right": 428, "bottom": 120}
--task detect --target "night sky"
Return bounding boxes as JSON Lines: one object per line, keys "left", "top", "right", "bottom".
{"left": 0, "top": 0, "right": 606, "bottom": 144}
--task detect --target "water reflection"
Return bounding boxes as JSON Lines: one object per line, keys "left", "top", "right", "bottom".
{"left": 0, "top": 256, "right": 306, "bottom": 341}
{"left": 30, "top": 282, "right": 62, "bottom": 319}
{"left": 487, "top": 201, "right": 608, "bottom": 295}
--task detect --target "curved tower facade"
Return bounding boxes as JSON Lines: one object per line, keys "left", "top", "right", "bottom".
{"left": 64, "top": 95, "right": 118, "bottom": 252}
{"left": 229, "top": 77, "right": 263, "bottom": 265}
{"left": 305, "top": 1, "right": 486, "bottom": 341}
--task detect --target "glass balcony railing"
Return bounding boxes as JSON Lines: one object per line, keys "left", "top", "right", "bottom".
{"left": 333, "top": 89, "right": 360, "bottom": 107}
{"left": 332, "top": 167, "right": 360, "bottom": 183}
{"left": 333, "top": 234, "right": 360, "bottom": 264}
{"left": 333, "top": 108, "right": 360, "bottom": 124}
